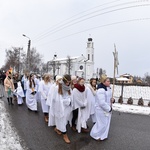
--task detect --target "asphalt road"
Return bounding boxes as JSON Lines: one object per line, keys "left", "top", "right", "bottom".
{"left": 2, "top": 96, "right": 150, "bottom": 150}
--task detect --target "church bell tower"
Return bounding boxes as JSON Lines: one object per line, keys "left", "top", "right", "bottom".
{"left": 86, "top": 37, "right": 94, "bottom": 62}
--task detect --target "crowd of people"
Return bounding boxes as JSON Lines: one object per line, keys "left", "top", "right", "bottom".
{"left": 1, "top": 68, "right": 115, "bottom": 144}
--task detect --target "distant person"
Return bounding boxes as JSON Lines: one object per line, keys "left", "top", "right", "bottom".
{"left": 90, "top": 75, "right": 115, "bottom": 141}
{"left": 4, "top": 70, "right": 14, "bottom": 105}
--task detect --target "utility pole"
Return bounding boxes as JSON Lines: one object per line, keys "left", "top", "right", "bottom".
{"left": 27, "top": 40, "right": 31, "bottom": 71}
{"left": 23, "top": 34, "right": 31, "bottom": 72}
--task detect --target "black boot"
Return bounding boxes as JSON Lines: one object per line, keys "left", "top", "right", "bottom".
{"left": 10, "top": 97, "right": 14, "bottom": 105}
{"left": 7, "top": 98, "right": 10, "bottom": 105}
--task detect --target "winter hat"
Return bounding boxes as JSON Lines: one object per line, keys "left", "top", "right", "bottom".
{"left": 56, "top": 75, "right": 62, "bottom": 82}
{"left": 71, "top": 75, "right": 77, "bottom": 81}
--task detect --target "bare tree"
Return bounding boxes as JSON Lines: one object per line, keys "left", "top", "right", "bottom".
{"left": 143, "top": 72, "right": 150, "bottom": 85}
{"left": 28, "top": 48, "right": 43, "bottom": 73}
{"left": 4, "top": 47, "right": 25, "bottom": 72}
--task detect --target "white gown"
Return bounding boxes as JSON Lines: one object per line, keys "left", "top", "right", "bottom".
{"left": 39, "top": 80, "right": 52, "bottom": 113}
{"left": 86, "top": 85, "right": 96, "bottom": 123}
{"left": 52, "top": 86, "right": 73, "bottom": 132}
{"left": 16, "top": 81, "right": 24, "bottom": 105}
{"left": 90, "top": 86, "right": 112, "bottom": 140}
{"left": 47, "top": 83, "right": 56, "bottom": 127}
{"left": 72, "top": 88, "right": 90, "bottom": 133}
{"left": 34, "top": 77, "right": 41, "bottom": 103}
{"left": 26, "top": 81, "right": 37, "bottom": 111}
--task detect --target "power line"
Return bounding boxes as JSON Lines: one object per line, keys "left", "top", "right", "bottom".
{"left": 36, "top": 17, "right": 150, "bottom": 47}
{"left": 33, "top": 2, "right": 150, "bottom": 43}
{"left": 32, "top": 0, "right": 121, "bottom": 40}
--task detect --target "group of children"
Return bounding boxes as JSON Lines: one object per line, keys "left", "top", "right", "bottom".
{"left": 4, "top": 69, "right": 115, "bottom": 144}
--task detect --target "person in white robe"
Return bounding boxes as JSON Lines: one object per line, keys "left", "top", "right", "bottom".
{"left": 47, "top": 75, "right": 62, "bottom": 127}
{"left": 21, "top": 73, "right": 28, "bottom": 97}
{"left": 26, "top": 73, "right": 38, "bottom": 112}
{"left": 15, "top": 81, "right": 24, "bottom": 105}
{"left": 34, "top": 75, "right": 41, "bottom": 103}
{"left": 86, "top": 78, "right": 97, "bottom": 123}
{"left": 90, "top": 75, "right": 115, "bottom": 141}
{"left": 39, "top": 73, "right": 52, "bottom": 123}
{"left": 52, "top": 74, "right": 72, "bottom": 144}
{"left": 72, "top": 78, "right": 90, "bottom": 133}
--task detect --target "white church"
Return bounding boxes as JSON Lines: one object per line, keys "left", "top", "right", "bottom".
{"left": 48, "top": 37, "right": 95, "bottom": 81}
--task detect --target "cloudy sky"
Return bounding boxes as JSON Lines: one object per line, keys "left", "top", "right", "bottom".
{"left": 0, "top": 0, "right": 150, "bottom": 77}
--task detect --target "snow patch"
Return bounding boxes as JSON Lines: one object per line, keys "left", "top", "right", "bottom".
{"left": 0, "top": 99, "right": 24, "bottom": 150}
{"left": 113, "top": 103, "right": 150, "bottom": 115}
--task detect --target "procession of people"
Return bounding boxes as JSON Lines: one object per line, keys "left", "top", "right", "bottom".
{"left": 2, "top": 68, "right": 115, "bottom": 144}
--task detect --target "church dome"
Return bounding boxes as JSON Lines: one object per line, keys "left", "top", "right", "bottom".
{"left": 88, "top": 38, "right": 93, "bottom": 41}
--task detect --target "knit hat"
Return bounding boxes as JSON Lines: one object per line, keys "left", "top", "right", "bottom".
{"left": 56, "top": 75, "right": 62, "bottom": 82}
{"left": 71, "top": 75, "right": 77, "bottom": 81}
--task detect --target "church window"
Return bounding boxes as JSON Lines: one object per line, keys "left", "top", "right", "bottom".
{"left": 88, "top": 54, "right": 90, "bottom": 60}
{"left": 92, "top": 54, "right": 94, "bottom": 61}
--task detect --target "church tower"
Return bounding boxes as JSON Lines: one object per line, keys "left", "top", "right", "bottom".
{"left": 84, "top": 37, "right": 94, "bottom": 81}
{"left": 86, "top": 37, "right": 94, "bottom": 62}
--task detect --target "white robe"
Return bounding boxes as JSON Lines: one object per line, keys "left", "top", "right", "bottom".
{"left": 47, "top": 83, "right": 57, "bottom": 127}
{"left": 16, "top": 82, "right": 24, "bottom": 105}
{"left": 72, "top": 88, "right": 90, "bottom": 133}
{"left": 90, "top": 87, "right": 112, "bottom": 140}
{"left": 86, "top": 85, "right": 96, "bottom": 123}
{"left": 26, "top": 81, "right": 37, "bottom": 111}
{"left": 34, "top": 78, "right": 41, "bottom": 102}
{"left": 39, "top": 80, "right": 52, "bottom": 113}
{"left": 52, "top": 86, "right": 72, "bottom": 132}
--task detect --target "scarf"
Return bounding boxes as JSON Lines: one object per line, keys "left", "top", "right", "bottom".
{"left": 61, "top": 81, "right": 71, "bottom": 91}
{"left": 88, "top": 84, "right": 96, "bottom": 96}
{"left": 97, "top": 83, "right": 111, "bottom": 91}
{"left": 74, "top": 84, "right": 85, "bottom": 92}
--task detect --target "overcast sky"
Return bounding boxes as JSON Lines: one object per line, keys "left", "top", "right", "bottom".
{"left": 0, "top": 0, "right": 150, "bottom": 77}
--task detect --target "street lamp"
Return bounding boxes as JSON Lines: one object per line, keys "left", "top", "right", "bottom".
{"left": 22, "top": 34, "right": 31, "bottom": 72}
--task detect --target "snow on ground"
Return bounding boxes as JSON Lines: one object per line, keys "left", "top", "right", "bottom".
{"left": 0, "top": 99, "right": 24, "bottom": 150}
{"left": 113, "top": 103, "right": 150, "bottom": 116}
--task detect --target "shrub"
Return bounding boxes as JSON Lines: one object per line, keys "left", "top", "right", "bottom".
{"left": 138, "top": 97, "right": 144, "bottom": 106}
{"left": 118, "top": 96, "right": 123, "bottom": 104}
{"left": 127, "top": 97, "right": 133, "bottom": 105}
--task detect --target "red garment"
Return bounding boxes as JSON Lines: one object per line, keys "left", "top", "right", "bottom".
{"left": 74, "top": 84, "right": 85, "bottom": 92}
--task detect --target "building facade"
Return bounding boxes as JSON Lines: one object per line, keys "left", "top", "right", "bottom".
{"left": 47, "top": 38, "right": 95, "bottom": 81}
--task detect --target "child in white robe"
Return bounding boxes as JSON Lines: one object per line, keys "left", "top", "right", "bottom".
{"left": 90, "top": 75, "right": 115, "bottom": 141}
{"left": 86, "top": 78, "right": 97, "bottom": 123}
{"left": 16, "top": 81, "right": 24, "bottom": 105}
{"left": 52, "top": 74, "right": 72, "bottom": 144}
{"left": 72, "top": 78, "right": 90, "bottom": 133}
{"left": 39, "top": 73, "right": 52, "bottom": 123}
{"left": 47, "top": 75, "right": 62, "bottom": 127}
{"left": 26, "top": 73, "right": 37, "bottom": 112}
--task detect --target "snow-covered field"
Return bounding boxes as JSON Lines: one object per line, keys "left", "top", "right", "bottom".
{"left": 113, "top": 103, "right": 150, "bottom": 115}
{"left": 113, "top": 85, "right": 150, "bottom": 106}
{"left": 0, "top": 99, "right": 24, "bottom": 150}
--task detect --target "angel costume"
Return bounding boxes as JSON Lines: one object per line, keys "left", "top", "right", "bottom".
{"left": 90, "top": 83, "right": 112, "bottom": 140}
